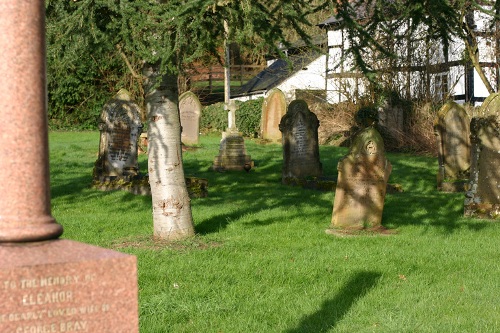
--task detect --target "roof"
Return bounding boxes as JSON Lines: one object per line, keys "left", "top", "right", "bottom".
{"left": 232, "top": 50, "right": 323, "bottom": 96}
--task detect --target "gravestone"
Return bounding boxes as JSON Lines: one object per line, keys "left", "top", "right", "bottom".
{"left": 213, "top": 101, "right": 254, "bottom": 171}
{"left": 434, "top": 101, "right": 471, "bottom": 192}
{"left": 378, "top": 102, "right": 405, "bottom": 134}
{"left": 93, "top": 89, "right": 143, "bottom": 180}
{"left": 179, "top": 91, "right": 202, "bottom": 145}
{"left": 279, "top": 100, "right": 322, "bottom": 181}
{"left": 261, "top": 89, "right": 287, "bottom": 142}
{"left": 0, "top": 1, "right": 139, "bottom": 331}
{"left": 327, "top": 126, "right": 392, "bottom": 232}
{"left": 464, "top": 93, "right": 500, "bottom": 219}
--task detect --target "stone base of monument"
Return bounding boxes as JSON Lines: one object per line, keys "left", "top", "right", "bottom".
{"left": 325, "top": 226, "right": 398, "bottom": 237}
{"left": 91, "top": 175, "right": 208, "bottom": 198}
{"left": 213, "top": 132, "right": 254, "bottom": 171}
{"left": 0, "top": 240, "right": 138, "bottom": 332}
{"left": 464, "top": 202, "right": 500, "bottom": 219}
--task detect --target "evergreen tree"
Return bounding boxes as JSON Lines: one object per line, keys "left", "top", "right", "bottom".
{"left": 46, "top": 0, "right": 325, "bottom": 240}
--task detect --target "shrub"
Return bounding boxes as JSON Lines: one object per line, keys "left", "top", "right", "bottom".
{"left": 236, "top": 98, "right": 263, "bottom": 138}
{"left": 201, "top": 98, "right": 264, "bottom": 137}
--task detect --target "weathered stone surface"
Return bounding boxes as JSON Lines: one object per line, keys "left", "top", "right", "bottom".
{"left": 93, "top": 89, "right": 143, "bottom": 180}
{"left": 0, "top": 0, "right": 63, "bottom": 242}
{"left": 261, "top": 89, "right": 287, "bottom": 142}
{"left": 213, "top": 134, "right": 254, "bottom": 171}
{"left": 0, "top": 240, "right": 138, "bottom": 333}
{"left": 0, "top": 3, "right": 139, "bottom": 331}
{"left": 434, "top": 101, "right": 471, "bottom": 192}
{"left": 464, "top": 93, "right": 500, "bottom": 219}
{"left": 179, "top": 91, "right": 202, "bottom": 145}
{"left": 279, "top": 100, "right": 322, "bottom": 181}
{"left": 329, "top": 126, "right": 392, "bottom": 230}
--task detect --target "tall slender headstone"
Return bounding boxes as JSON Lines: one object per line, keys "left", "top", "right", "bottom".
{"left": 179, "top": 91, "right": 202, "bottom": 145}
{"left": 0, "top": 2, "right": 139, "bottom": 331}
{"left": 279, "top": 100, "right": 322, "bottom": 181}
{"left": 327, "top": 125, "right": 392, "bottom": 233}
{"left": 93, "top": 89, "right": 143, "bottom": 180}
{"left": 261, "top": 89, "right": 287, "bottom": 142}
{"left": 434, "top": 101, "right": 471, "bottom": 192}
{"left": 464, "top": 93, "right": 500, "bottom": 219}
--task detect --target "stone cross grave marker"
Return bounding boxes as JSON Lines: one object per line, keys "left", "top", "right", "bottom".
{"left": 261, "top": 88, "right": 287, "bottom": 142}
{"left": 464, "top": 92, "right": 500, "bottom": 219}
{"left": 279, "top": 100, "right": 322, "bottom": 181}
{"left": 434, "top": 101, "right": 471, "bottom": 192}
{"left": 0, "top": 1, "right": 139, "bottom": 331}
{"left": 328, "top": 126, "right": 392, "bottom": 231}
{"left": 93, "top": 89, "right": 142, "bottom": 180}
{"left": 179, "top": 91, "right": 202, "bottom": 145}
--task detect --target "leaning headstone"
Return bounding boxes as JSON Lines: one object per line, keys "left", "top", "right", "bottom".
{"left": 261, "top": 88, "right": 287, "bottom": 142}
{"left": 434, "top": 101, "right": 471, "bottom": 192}
{"left": 279, "top": 100, "right": 322, "bottom": 181}
{"left": 179, "top": 91, "right": 202, "bottom": 145}
{"left": 93, "top": 89, "right": 143, "bottom": 180}
{"left": 327, "top": 126, "right": 392, "bottom": 232}
{"left": 0, "top": 1, "right": 138, "bottom": 331}
{"left": 464, "top": 93, "right": 500, "bottom": 219}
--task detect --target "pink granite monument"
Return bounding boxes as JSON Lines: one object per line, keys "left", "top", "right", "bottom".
{"left": 0, "top": 1, "right": 139, "bottom": 331}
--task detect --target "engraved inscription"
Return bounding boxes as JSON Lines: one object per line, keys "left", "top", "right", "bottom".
{"left": 108, "top": 126, "right": 132, "bottom": 162}
{"left": 1, "top": 274, "right": 111, "bottom": 332}
{"left": 292, "top": 119, "right": 308, "bottom": 158}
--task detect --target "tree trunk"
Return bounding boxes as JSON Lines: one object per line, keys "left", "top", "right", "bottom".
{"left": 143, "top": 64, "right": 195, "bottom": 240}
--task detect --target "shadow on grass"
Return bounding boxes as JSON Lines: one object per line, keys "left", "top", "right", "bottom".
{"left": 286, "top": 271, "right": 381, "bottom": 333}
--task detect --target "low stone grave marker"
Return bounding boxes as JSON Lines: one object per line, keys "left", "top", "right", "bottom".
{"left": 464, "top": 93, "right": 500, "bottom": 219}
{"left": 93, "top": 89, "right": 143, "bottom": 180}
{"left": 327, "top": 126, "right": 392, "bottom": 234}
{"left": 261, "top": 88, "right": 287, "bottom": 142}
{"left": 434, "top": 101, "right": 471, "bottom": 192}
{"left": 279, "top": 100, "right": 322, "bottom": 182}
{"left": 179, "top": 91, "right": 202, "bottom": 145}
{"left": 213, "top": 101, "right": 254, "bottom": 171}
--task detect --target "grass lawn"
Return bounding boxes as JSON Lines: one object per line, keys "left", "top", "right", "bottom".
{"left": 49, "top": 131, "right": 500, "bottom": 333}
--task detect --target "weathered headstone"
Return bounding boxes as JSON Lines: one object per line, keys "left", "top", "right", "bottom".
{"left": 434, "top": 101, "right": 471, "bottom": 192}
{"left": 93, "top": 89, "right": 143, "bottom": 180}
{"left": 0, "top": 1, "right": 139, "bottom": 331}
{"left": 179, "top": 91, "right": 202, "bottom": 145}
{"left": 279, "top": 100, "right": 322, "bottom": 181}
{"left": 464, "top": 93, "right": 500, "bottom": 219}
{"left": 327, "top": 126, "right": 392, "bottom": 232}
{"left": 213, "top": 101, "right": 254, "bottom": 171}
{"left": 261, "top": 89, "right": 287, "bottom": 142}
{"left": 378, "top": 101, "right": 405, "bottom": 134}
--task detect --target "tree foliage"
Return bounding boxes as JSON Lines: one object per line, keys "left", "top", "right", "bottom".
{"left": 45, "top": 0, "right": 328, "bottom": 128}
{"left": 332, "top": 0, "right": 499, "bottom": 87}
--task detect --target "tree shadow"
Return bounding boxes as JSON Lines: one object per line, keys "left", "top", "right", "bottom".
{"left": 286, "top": 271, "right": 381, "bottom": 333}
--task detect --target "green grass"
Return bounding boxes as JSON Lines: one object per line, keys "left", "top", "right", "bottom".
{"left": 49, "top": 131, "right": 500, "bottom": 333}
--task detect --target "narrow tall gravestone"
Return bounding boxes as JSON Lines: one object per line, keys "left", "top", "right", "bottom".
{"left": 0, "top": 2, "right": 138, "bottom": 332}
{"left": 434, "top": 101, "right": 471, "bottom": 192}
{"left": 179, "top": 91, "right": 202, "bottom": 145}
{"left": 261, "top": 89, "right": 287, "bottom": 142}
{"left": 279, "top": 100, "right": 322, "bottom": 182}
{"left": 464, "top": 93, "right": 500, "bottom": 219}
{"left": 327, "top": 126, "right": 392, "bottom": 232}
{"left": 93, "top": 89, "right": 143, "bottom": 180}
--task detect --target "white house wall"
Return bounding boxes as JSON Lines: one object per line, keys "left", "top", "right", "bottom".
{"left": 275, "top": 54, "right": 327, "bottom": 101}
{"left": 324, "top": 7, "right": 499, "bottom": 105}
